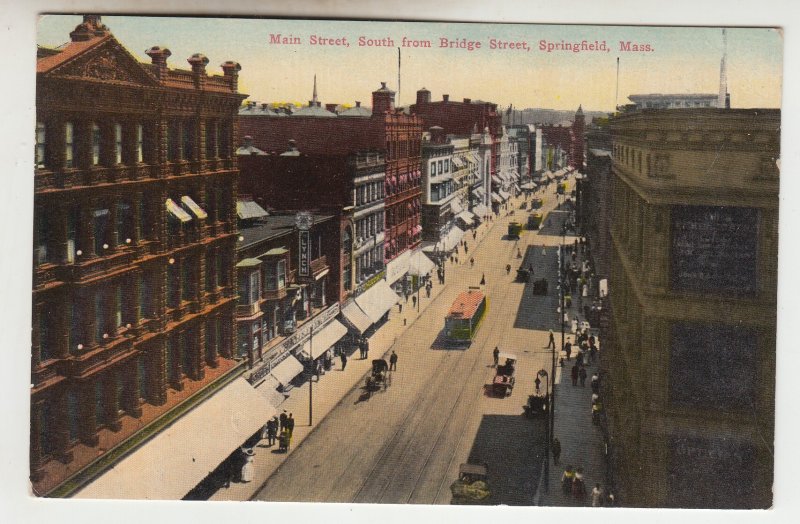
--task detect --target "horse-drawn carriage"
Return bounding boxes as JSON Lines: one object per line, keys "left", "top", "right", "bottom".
{"left": 365, "top": 359, "right": 391, "bottom": 391}
{"left": 524, "top": 394, "right": 549, "bottom": 418}
{"left": 492, "top": 352, "right": 517, "bottom": 397}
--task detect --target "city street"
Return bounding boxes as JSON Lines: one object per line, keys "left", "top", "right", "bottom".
{"left": 254, "top": 187, "right": 577, "bottom": 505}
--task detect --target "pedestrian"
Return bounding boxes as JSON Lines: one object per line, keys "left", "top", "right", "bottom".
{"left": 341, "top": 352, "right": 347, "bottom": 370}
{"left": 591, "top": 483, "right": 603, "bottom": 507}
{"left": 363, "top": 339, "right": 370, "bottom": 360}
{"left": 240, "top": 448, "right": 255, "bottom": 483}
{"left": 552, "top": 437, "right": 561, "bottom": 465}
{"left": 450, "top": 255, "right": 454, "bottom": 264}
{"left": 579, "top": 366, "right": 587, "bottom": 387}
{"left": 412, "top": 295, "right": 417, "bottom": 308}
{"left": 506, "top": 263, "right": 511, "bottom": 275}
{"left": 572, "top": 470, "right": 586, "bottom": 501}
{"left": 591, "top": 372, "right": 600, "bottom": 393}
{"left": 571, "top": 364, "right": 579, "bottom": 386}
{"left": 279, "top": 410, "right": 288, "bottom": 431}
{"left": 426, "top": 286, "right": 431, "bottom": 298}
{"left": 493, "top": 346, "right": 500, "bottom": 367}
{"left": 547, "top": 330, "right": 556, "bottom": 349}
{"left": 398, "top": 302, "right": 403, "bottom": 314}
{"left": 455, "top": 255, "right": 459, "bottom": 264}
{"left": 561, "top": 466, "right": 575, "bottom": 495}
{"left": 534, "top": 376, "right": 541, "bottom": 392}
{"left": 576, "top": 350, "right": 584, "bottom": 367}
{"left": 473, "top": 230, "right": 477, "bottom": 240}
{"left": 267, "top": 417, "right": 278, "bottom": 446}
{"left": 389, "top": 350, "right": 398, "bottom": 371}
{"left": 279, "top": 427, "right": 290, "bottom": 452}
{"left": 564, "top": 339, "right": 572, "bottom": 361}
{"left": 589, "top": 345, "right": 597, "bottom": 364}
{"left": 480, "top": 273, "right": 486, "bottom": 285}
{"left": 286, "top": 413, "right": 295, "bottom": 437}
{"left": 464, "top": 244, "right": 469, "bottom": 255}
{"left": 470, "top": 257, "right": 475, "bottom": 268}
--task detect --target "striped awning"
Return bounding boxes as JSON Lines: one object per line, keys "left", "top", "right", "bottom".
{"left": 237, "top": 200, "right": 269, "bottom": 220}
{"left": 181, "top": 196, "right": 208, "bottom": 220}
{"left": 166, "top": 198, "right": 192, "bottom": 223}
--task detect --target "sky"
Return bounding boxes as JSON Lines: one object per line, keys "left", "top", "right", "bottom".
{"left": 36, "top": 15, "right": 782, "bottom": 111}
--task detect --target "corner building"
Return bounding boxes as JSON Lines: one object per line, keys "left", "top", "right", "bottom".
{"left": 605, "top": 109, "right": 778, "bottom": 508}
{"left": 32, "top": 16, "right": 246, "bottom": 496}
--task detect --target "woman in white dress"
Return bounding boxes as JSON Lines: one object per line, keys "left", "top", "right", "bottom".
{"left": 241, "top": 448, "right": 255, "bottom": 483}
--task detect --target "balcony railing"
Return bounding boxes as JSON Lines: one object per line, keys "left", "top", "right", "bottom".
{"left": 56, "top": 248, "right": 137, "bottom": 282}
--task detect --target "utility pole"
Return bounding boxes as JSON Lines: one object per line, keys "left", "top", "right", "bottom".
{"left": 309, "top": 324, "right": 313, "bottom": 426}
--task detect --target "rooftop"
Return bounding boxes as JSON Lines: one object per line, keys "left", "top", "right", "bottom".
{"left": 447, "top": 290, "right": 485, "bottom": 319}
{"left": 237, "top": 212, "right": 335, "bottom": 251}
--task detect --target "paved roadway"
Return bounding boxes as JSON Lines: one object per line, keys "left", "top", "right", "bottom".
{"left": 254, "top": 191, "right": 575, "bottom": 505}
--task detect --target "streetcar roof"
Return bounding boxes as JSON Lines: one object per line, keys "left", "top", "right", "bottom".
{"left": 447, "top": 290, "right": 485, "bottom": 318}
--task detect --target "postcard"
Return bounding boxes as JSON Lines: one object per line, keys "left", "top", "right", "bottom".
{"left": 27, "top": 11, "right": 781, "bottom": 511}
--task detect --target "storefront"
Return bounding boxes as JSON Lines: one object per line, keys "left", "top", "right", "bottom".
{"left": 74, "top": 377, "right": 276, "bottom": 500}
{"left": 354, "top": 279, "right": 400, "bottom": 325}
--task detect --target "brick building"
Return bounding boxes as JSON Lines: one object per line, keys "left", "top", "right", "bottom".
{"left": 410, "top": 89, "right": 502, "bottom": 208}
{"left": 238, "top": 147, "right": 388, "bottom": 304}
{"left": 32, "top": 16, "right": 247, "bottom": 496}
{"left": 540, "top": 105, "right": 585, "bottom": 171}
{"left": 237, "top": 83, "right": 422, "bottom": 267}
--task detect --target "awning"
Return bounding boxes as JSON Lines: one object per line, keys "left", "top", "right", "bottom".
{"left": 467, "top": 153, "right": 479, "bottom": 164}
{"left": 520, "top": 182, "right": 537, "bottom": 190}
{"left": 237, "top": 200, "right": 269, "bottom": 220}
{"left": 236, "top": 258, "right": 262, "bottom": 268}
{"left": 355, "top": 279, "right": 400, "bottom": 324}
{"left": 74, "top": 378, "right": 276, "bottom": 500}
{"left": 499, "top": 190, "right": 512, "bottom": 200}
{"left": 181, "top": 196, "right": 208, "bottom": 220}
{"left": 270, "top": 354, "right": 304, "bottom": 386}
{"left": 385, "top": 249, "right": 411, "bottom": 285}
{"left": 408, "top": 250, "right": 436, "bottom": 276}
{"left": 341, "top": 301, "right": 372, "bottom": 334}
{"left": 255, "top": 375, "right": 286, "bottom": 409}
{"left": 472, "top": 204, "right": 489, "bottom": 218}
{"left": 166, "top": 198, "right": 191, "bottom": 223}
{"left": 511, "top": 184, "right": 520, "bottom": 193}
{"left": 450, "top": 199, "right": 463, "bottom": 214}
{"left": 474, "top": 187, "right": 485, "bottom": 198}
{"left": 491, "top": 192, "right": 503, "bottom": 204}
{"left": 422, "top": 225, "right": 464, "bottom": 253}
{"left": 301, "top": 320, "right": 348, "bottom": 360}
{"left": 452, "top": 156, "right": 465, "bottom": 168}
{"left": 456, "top": 211, "right": 477, "bottom": 227}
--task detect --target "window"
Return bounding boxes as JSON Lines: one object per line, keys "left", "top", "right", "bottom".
{"left": 65, "top": 122, "right": 75, "bottom": 168}
{"left": 114, "top": 124, "right": 123, "bottom": 164}
{"left": 167, "top": 262, "right": 180, "bottom": 308}
{"left": 114, "top": 284, "right": 123, "bottom": 328}
{"left": 431, "top": 161, "right": 436, "bottom": 176}
{"left": 35, "top": 122, "right": 46, "bottom": 168}
{"left": 182, "top": 121, "right": 194, "bottom": 161}
{"left": 135, "top": 124, "right": 144, "bottom": 163}
{"left": 95, "top": 290, "right": 108, "bottom": 343}
{"left": 91, "top": 123, "right": 101, "bottom": 165}
{"left": 93, "top": 208, "right": 111, "bottom": 255}
{"left": 94, "top": 378, "right": 106, "bottom": 427}
{"left": 166, "top": 337, "right": 180, "bottom": 384}
{"left": 181, "top": 259, "right": 194, "bottom": 302}
{"left": 35, "top": 212, "right": 49, "bottom": 265}
{"left": 168, "top": 120, "right": 180, "bottom": 161}
{"left": 264, "top": 259, "right": 286, "bottom": 290}
{"left": 181, "top": 331, "right": 193, "bottom": 379}
{"left": 67, "top": 389, "right": 80, "bottom": 442}
{"left": 39, "top": 399, "right": 56, "bottom": 456}
{"left": 38, "top": 304, "right": 52, "bottom": 362}
{"left": 343, "top": 264, "right": 352, "bottom": 291}
{"left": 117, "top": 202, "right": 134, "bottom": 245}
{"left": 445, "top": 160, "right": 450, "bottom": 173}
{"left": 205, "top": 317, "right": 220, "bottom": 361}
{"left": 137, "top": 356, "right": 148, "bottom": 402}
{"left": 205, "top": 120, "right": 218, "bottom": 159}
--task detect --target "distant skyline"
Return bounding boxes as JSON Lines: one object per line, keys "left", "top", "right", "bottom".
{"left": 37, "top": 15, "right": 783, "bottom": 111}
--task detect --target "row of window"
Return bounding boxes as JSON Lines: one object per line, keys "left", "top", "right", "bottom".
{"left": 614, "top": 143, "right": 650, "bottom": 176}
{"left": 355, "top": 181, "right": 384, "bottom": 207}
{"left": 431, "top": 180, "right": 455, "bottom": 203}
{"left": 36, "top": 318, "right": 229, "bottom": 459}
{"left": 238, "top": 259, "right": 287, "bottom": 306}
{"left": 34, "top": 187, "right": 232, "bottom": 266}
{"left": 35, "top": 251, "right": 230, "bottom": 363}
{"left": 386, "top": 200, "right": 420, "bottom": 227}
{"left": 34, "top": 118, "right": 231, "bottom": 171}
{"left": 355, "top": 211, "right": 384, "bottom": 242}
{"left": 386, "top": 137, "right": 421, "bottom": 161}
{"left": 430, "top": 158, "right": 451, "bottom": 176}
{"left": 356, "top": 245, "right": 384, "bottom": 283}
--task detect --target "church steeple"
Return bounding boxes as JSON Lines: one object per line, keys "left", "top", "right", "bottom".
{"left": 312, "top": 74, "right": 318, "bottom": 106}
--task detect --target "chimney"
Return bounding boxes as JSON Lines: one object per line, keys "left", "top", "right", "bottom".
{"left": 243, "top": 135, "right": 254, "bottom": 148}
{"left": 372, "top": 82, "right": 396, "bottom": 115}
{"left": 725, "top": 92, "right": 731, "bottom": 109}
{"left": 70, "top": 15, "right": 110, "bottom": 42}
{"left": 416, "top": 87, "right": 431, "bottom": 106}
{"left": 355, "top": 101, "right": 361, "bottom": 108}
{"left": 463, "top": 98, "right": 471, "bottom": 104}
{"left": 187, "top": 53, "right": 209, "bottom": 90}
{"left": 261, "top": 103, "right": 270, "bottom": 112}
{"left": 326, "top": 103, "right": 338, "bottom": 113}
{"left": 145, "top": 46, "right": 172, "bottom": 82}
{"left": 443, "top": 94, "right": 449, "bottom": 103}
{"left": 221, "top": 61, "right": 242, "bottom": 93}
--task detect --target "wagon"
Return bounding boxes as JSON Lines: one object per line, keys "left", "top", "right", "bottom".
{"left": 450, "top": 463, "right": 491, "bottom": 504}
{"left": 507, "top": 222, "right": 523, "bottom": 239}
{"left": 493, "top": 352, "right": 518, "bottom": 397}
{"left": 365, "top": 359, "right": 391, "bottom": 391}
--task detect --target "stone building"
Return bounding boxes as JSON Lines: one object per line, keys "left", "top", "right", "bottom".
{"left": 32, "top": 16, "right": 247, "bottom": 496}
{"left": 604, "top": 108, "right": 779, "bottom": 508}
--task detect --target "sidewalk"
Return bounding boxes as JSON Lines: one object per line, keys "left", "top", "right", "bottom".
{"left": 209, "top": 214, "right": 498, "bottom": 501}
{"left": 534, "top": 177, "right": 610, "bottom": 507}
